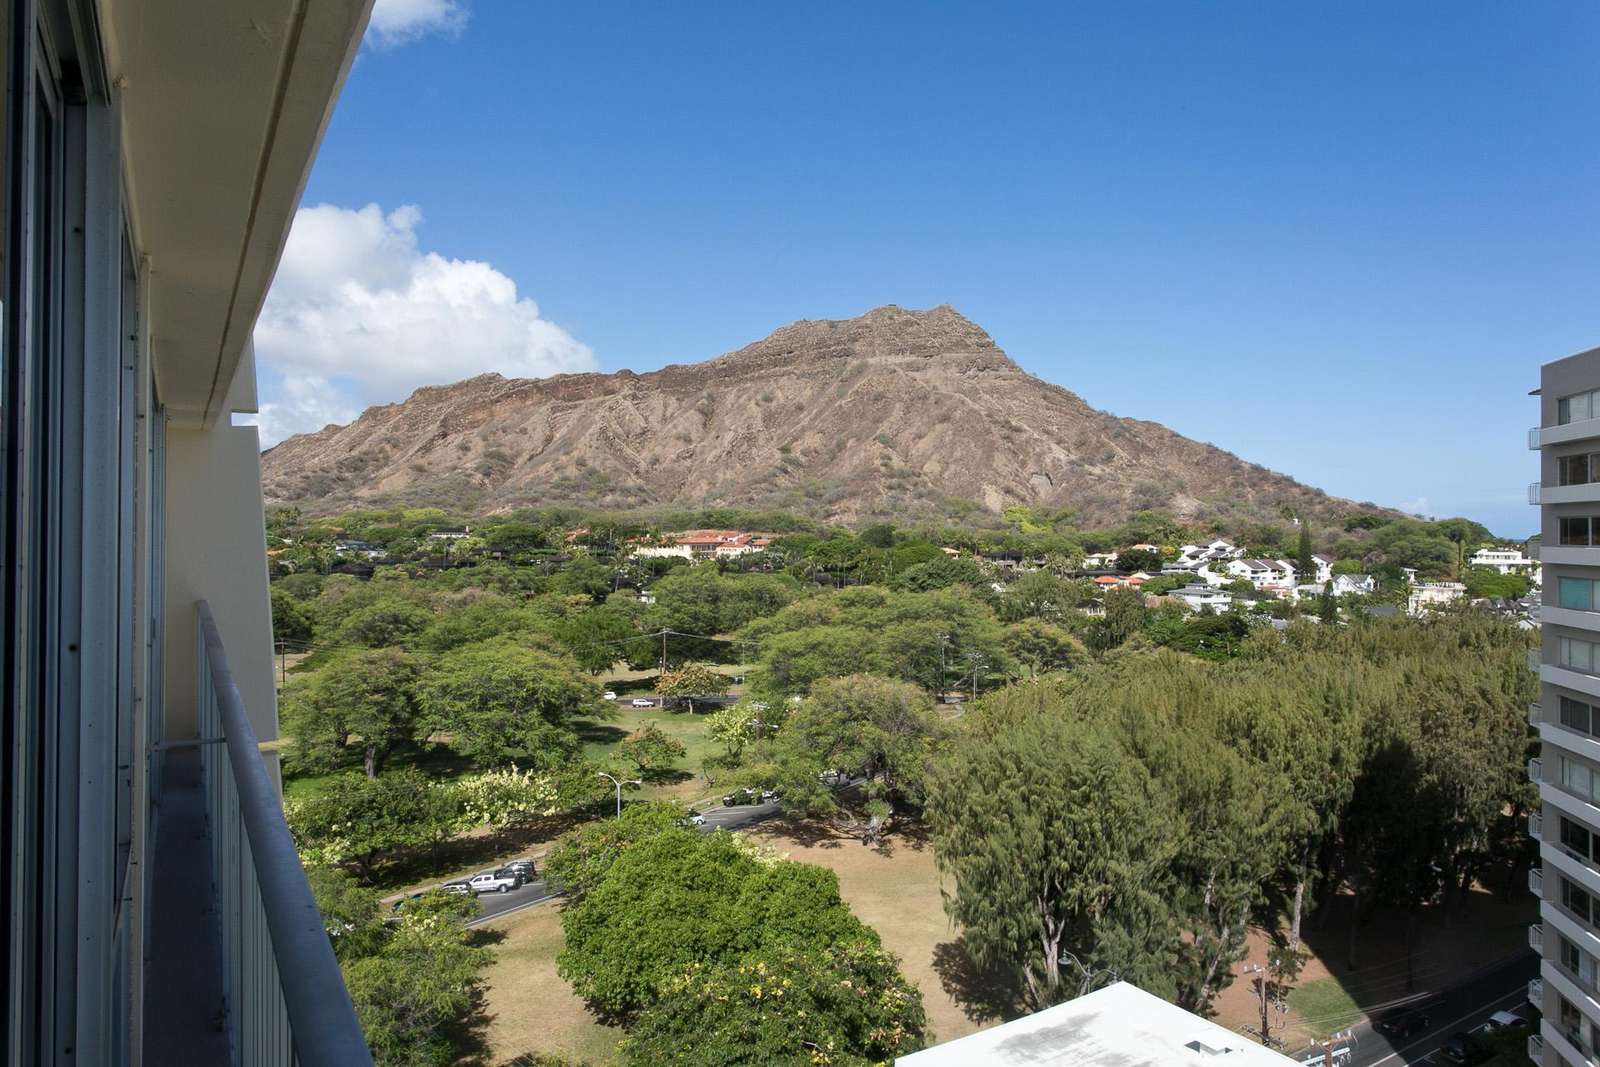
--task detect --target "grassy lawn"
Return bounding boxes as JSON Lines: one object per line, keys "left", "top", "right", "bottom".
{"left": 478, "top": 903, "right": 623, "bottom": 1065}
{"left": 1287, "top": 977, "right": 1363, "bottom": 1037}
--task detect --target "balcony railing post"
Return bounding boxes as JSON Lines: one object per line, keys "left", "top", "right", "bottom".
{"left": 195, "top": 602, "right": 372, "bottom": 1067}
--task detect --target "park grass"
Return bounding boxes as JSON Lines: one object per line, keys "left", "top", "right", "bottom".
{"left": 478, "top": 903, "right": 623, "bottom": 1065}
{"left": 1286, "top": 977, "right": 1363, "bottom": 1038}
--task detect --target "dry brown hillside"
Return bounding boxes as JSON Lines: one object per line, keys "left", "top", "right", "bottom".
{"left": 260, "top": 304, "right": 1374, "bottom": 525}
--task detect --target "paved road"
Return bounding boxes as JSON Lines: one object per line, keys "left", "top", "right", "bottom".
{"left": 1290, "top": 951, "right": 1537, "bottom": 1067}
{"left": 463, "top": 797, "right": 786, "bottom": 926}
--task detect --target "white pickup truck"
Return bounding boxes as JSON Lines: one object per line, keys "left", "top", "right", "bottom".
{"left": 467, "top": 870, "right": 518, "bottom": 895}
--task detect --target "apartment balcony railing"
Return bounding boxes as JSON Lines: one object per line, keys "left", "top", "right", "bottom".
{"left": 1531, "top": 701, "right": 1543, "bottom": 725}
{"left": 196, "top": 601, "right": 373, "bottom": 1066}
{"left": 1532, "top": 427, "right": 1544, "bottom": 451}
{"left": 1532, "top": 647, "right": 1544, "bottom": 673}
{"left": 1532, "top": 811, "right": 1544, "bottom": 841}
{"left": 1531, "top": 867, "right": 1545, "bottom": 896}
{"left": 1532, "top": 482, "right": 1544, "bottom": 505}
{"left": 1530, "top": 923, "right": 1545, "bottom": 952}
{"left": 1529, "top": 1032, "right": 1545, "bottom": 1063}
{"left": 1529, "top": 977, "right": 1544, "bottom": 1007}
{"left": 1531, "top": 757, "right": 1544, "bottom": 785}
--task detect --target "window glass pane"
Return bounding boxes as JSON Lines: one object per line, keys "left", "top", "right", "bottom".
{"left": 1563, "top": 397, "right": 1575, "bottom": 424}
{"left": 1562, "top": 578, "right": 1595, "bottom": 611}
{"left": 1577, "top": 393, "right": 1593, "bottom": 423}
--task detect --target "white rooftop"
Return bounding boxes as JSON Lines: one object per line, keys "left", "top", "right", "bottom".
{"left": 896, "top": 982, "right": 1298, "bottom": 1067}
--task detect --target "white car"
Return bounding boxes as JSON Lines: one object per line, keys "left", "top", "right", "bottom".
{"left": 467, "top": 871, "right": 517, "bottom": 895}
{"left": 630, "top": 698, "right": 654, "bottom": 708}
{"left": 601, "top": 691, "right": 617, "bottom": 701}
{"left": 1482, "top": 1010, "right": 1528, "bottom": 1034}
{"left": 678, "top": 812, "right": 706, "bottom": 827}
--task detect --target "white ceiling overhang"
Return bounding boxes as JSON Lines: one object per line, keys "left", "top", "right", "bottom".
{"left": 103, "top": 0, "right": 372, "bottom": 427}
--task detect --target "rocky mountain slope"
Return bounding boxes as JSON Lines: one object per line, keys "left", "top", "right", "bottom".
{"left": 260, "top": 304, "right": 1373, "bottom": 525}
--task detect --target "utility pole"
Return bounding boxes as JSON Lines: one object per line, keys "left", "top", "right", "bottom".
{"left": 1309, "top": 1029, "right": 1352, "bottom": 1067}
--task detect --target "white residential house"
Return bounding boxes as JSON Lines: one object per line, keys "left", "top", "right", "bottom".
{"left": 1311, "top": 554, "right": 1336, "bottom": 583}
{"left": 333, "top": 540, "right": 387, "bottom": 560}
{"left": 1174, "top": 585, "right": 1234, "bottom": 612}
{"left": 1407, "top": 581, "right": 1466, "bottom": 616}
{"left": 1227, "top": 558, "right": 1298, "bottom": 590}
{"left": 1175, "top": 539, "right": 1243, "bottom": 568}
{"left": 1469, "top": 545, "right": 1540, "bottom": 586}
{"left": 631, "top": 543, "right": 695, "bottom": 560}
{"left": 1331, "top": 573, "right": 1378, "bottom": 597}
{"left": 1082, "top": 551, "right": 1119, "bottom": 569}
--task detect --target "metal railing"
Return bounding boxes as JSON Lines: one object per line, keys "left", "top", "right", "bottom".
{"left": 1531, "top": 702, "right": 1543, "bottom": 725}
{"left": 1532, "top": 811, "right": 1543, "bottom": 841}
{"left": 1531, "top": 648, "right": 1543, "bottom": 673}
{"left": 1531, "top": 427, "right": 1543, "bottom": 451}
{"left": 1529, "top": 977, "right": 1543, "bottom": 1007}
{"left": 1531, "top": 482, "right": 1543, "bottom": 505}
{"left": 1531, "top": 867, "right": 1545, "bottom": 896}
{"left": 197, "top": 602, "right": 373, "bottom": 1067}
{"left": 1530, "top": 757, "right": 1544, "bottom": 785}
{"left": 1528, "top": 1032, "right": 1544, "bottom": 1062}
{"left": 1530, "top": 923, "right": 1544, "bottom": 952}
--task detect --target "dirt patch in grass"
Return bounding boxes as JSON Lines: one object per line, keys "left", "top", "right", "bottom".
{"left": 476, "top": 904, "right": 621, "bottom": 1066}
{"left": 749, "top": 821, "right": 1004, "bottom": 1047}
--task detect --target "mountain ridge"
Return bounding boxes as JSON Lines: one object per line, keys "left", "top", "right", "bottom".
{"left": 261, "top": 304, "right": 1381, "bottom": 526}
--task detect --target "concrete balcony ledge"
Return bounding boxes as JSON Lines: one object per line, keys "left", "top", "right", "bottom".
{"left": 1542, "top": 546, "right": 1600, "bottom": 567}
{"left": 1537, "top": 416, "right": 1600, "bottom": 449}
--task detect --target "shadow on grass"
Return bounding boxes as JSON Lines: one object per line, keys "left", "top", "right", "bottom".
{"left": 572, "top": 720, "right": 628, "bottom": 746}
{"left": 931, "top": 938, "right": 1025, "bottom": 1024}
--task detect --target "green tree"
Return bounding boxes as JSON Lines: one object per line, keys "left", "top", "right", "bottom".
{"left": 543, "top": 803, "right": 686, "bottom": 903}
{"left": 656, "top": 663, "right": 729, "bottom": 713}
{"left": 705, "top": 701, "right": 762, "bottom": 762}
{"left": 416, "top": 640, "right": 598, "bottom": 767}
{"left": 928, "top": 712, "right": 1179, "bottom": 1008}
{"left": 1115, "top": 547, "right": 1164, "bottom": 574}
{"left": 343, "top": 901, "right": 492, "bottom": 1066}
{"left": 287, "top": 770, "right": 458, "bottom": 879}
{"left": 558, "top": 828, "right": 881, "bottom": 1019}
{"left": 556, "top": 603, "right": 642, "bottom": 674}
{"left": 770, "top": 675, "right": 946, "bottom": 843}
{"left": 271, "top": 586, "right": 315, "bottom": 643}
{"left": 619, "top": 940, "right": 926, "bottom": 1066}
{"left": 615, "top": 722, "right": 687, "bottom": 778}
{"left": 1003, "top": 619, "right": 1086, "bottom": 679}
{"left": 1295, "top": 522, "right": 1315, "bottom": 581}
{"left": 337, "top": 596, "right": 435, "bottom": 648}
{"left": 281, "top": 649, "right": 422, "bottom": 777}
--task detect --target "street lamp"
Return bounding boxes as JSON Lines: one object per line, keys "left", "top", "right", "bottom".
{"left": 596, "top": 771, "right": 642, "bottom": 818}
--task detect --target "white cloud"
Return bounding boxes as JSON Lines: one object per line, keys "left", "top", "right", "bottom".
{"left": 1398, "top": 496, "right": 1431, "bottom": 517}
{"left": 252, "top": 203, "right": 595, "bottom": 445}
{"left": 367, "top": 0, "right": 468, "bottom": 47}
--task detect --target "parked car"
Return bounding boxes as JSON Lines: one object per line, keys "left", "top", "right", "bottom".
{"left": 722, "top": 787, "right": 758, "bottom": 806}
{"left": 468, "top": 870, "right": 518, "bottom": 895}
{"left": 505, "top": 858, "right": 536, "bottom": 880}
{"left": 630, "top": 698, "right": 655, "bottom": 708}
{"left": 493, "top": 865, "right": 526, "bottom": 888}
{"left": 1374, "top": 1007, "right": 1431, "bottom": 1040}
{"left": 1439, "top": 1032, "right": 1489, "bottom": 1065}
{"left": 1481, "top": 1010, "right": 1528, "bottom": 1034}
{"left": 760, "top": 789, "right": 780, "bottom": 803}
{"left": 440, "top": 881, "right": 472, "bottom": 897}
{"left": 601, "top": 691, "right": 617, "bottom": 701}
{"left": 390, "top": 891, "right": 426, "bottom": 913}
{"left": 678, "top": 812, "right": 707, "bottom": 827}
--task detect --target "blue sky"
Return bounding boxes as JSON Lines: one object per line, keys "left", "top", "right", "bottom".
{"left": 257, "top": 1, "right": 1600, "bottom": 536}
